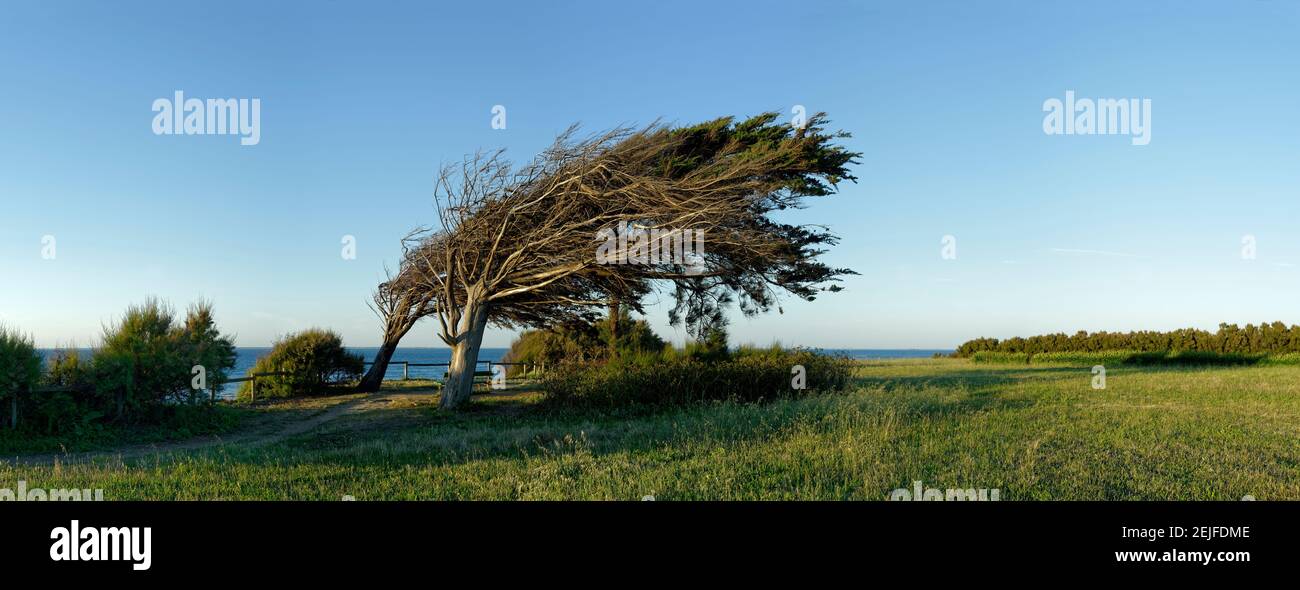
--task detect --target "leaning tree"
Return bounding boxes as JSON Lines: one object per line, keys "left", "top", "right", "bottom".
{"left": 369, "top": 113, "right": 858, "bottom": 409}
{"left": 356, "top": 260, "right": 436, "bottom": 392}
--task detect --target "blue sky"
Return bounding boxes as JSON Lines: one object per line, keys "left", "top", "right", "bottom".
{"left": 2, "top": 0, "right": 1299, "bottom": 349}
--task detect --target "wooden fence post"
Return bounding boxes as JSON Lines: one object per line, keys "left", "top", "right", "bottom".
{"left": 403, "top": 361, "right": 409, "bottom": 381}
{"left": 251, "top": 376, "right": 257, "bottom": 403}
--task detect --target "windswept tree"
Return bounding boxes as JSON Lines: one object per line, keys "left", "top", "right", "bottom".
{"left": 393, "top": 113, "right": 858, "bottom": 409}
{"left": 357, "top": 263, "right": 435, "bottom": 391}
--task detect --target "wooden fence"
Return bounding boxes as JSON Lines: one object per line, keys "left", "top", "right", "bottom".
{"left": 7, "top": 371, "right": 294, "bottom": 428}
{"left": 361, "top": 360, "right": 546, "bottom": 381}
{"left": 222, "top": 371, "right": 292, "bottom": 403}
{"left": 7, "top": 362, "right": 549, "bottom": 428}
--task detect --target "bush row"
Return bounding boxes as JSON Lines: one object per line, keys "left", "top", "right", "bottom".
{"left": 957, "top": 323, "right": 1300, "bottom": 357}
{"left": 540, "top": 347, "right": 855, "bottom": 410}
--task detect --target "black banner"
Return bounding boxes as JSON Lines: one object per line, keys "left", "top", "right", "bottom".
{"left": 1, "top": 501, "right": 1285, "bottom": 580}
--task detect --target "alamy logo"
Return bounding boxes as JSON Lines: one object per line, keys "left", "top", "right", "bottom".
{"left": 889, "top": 480, "right": 1001, "bottom": 501}
{"left": 1, "top": 480, "right": 103, "bottom": 501}
{"left": 152, "top": 91, "right": 261, "bottom": 146}
{"left": 1042, "top": 90, "right": 1151, "bottom": 146}
{"left": 50, "top": 520, "right": 151, "bottom": 571}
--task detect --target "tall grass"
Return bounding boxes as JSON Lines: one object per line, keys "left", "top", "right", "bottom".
{"left": 970, "top": 351, "right": 1029, "bottom": 364}
{"left": 1028, "top": 351, "right": 1142, "bottom": 366}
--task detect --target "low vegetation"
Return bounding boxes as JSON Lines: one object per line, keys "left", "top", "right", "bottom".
{"left": 499, "top": 310, "right": 668, "bottom": 372}
{"left": 540, "top": 346, "right": 853, "bottom": 411}
{"left": 1, "top": 299, "right": 237, "bottom": 442}
{"left": 4, "top": 359, "right": 1299, "bottom": 500}
{"left": 0, "top": 299, "right": 246, "bottom": 454}
{"left": 0, "top": 327, "right": 43, "bottom": 421}
{"left": 504, "top": 315, "right": 850, "bottom": 410}
{"left": 91, "top": 299, "right": 237, "bottom": 420}
{"left": 237, "top": 329, "right": 364, "bottom": 401}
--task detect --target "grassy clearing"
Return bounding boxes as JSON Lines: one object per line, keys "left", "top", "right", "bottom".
{"left": 2, "top": 359, "right": 1298, "bottom": 500}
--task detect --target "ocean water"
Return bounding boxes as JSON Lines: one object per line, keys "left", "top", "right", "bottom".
{"left": 39, "top": 347, "right": 952, "bottom": 399}
{"left": 225, "top": 347, "right": 511, "bottom": 398}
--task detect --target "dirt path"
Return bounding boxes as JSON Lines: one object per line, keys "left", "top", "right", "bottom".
{"left": 0, "top": 383, "right": 542, "bottom": 468}
{"left": 3, "top": 392, "right": 393, "bottom": 467}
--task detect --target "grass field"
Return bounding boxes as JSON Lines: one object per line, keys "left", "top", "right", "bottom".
{"left": 2, "top": 359, "right": 1298, "bottom": 500}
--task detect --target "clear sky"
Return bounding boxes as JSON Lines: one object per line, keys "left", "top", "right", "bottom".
{"left": 2, "top": 0, "right": 1299, "bottom": 350}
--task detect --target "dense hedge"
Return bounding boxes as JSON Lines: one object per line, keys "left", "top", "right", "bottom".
{"left": 957, "top": 323, "right": 1300, "bottom": 358}
{"left": 540, "top": 348, "right": 854, "bottom": 410}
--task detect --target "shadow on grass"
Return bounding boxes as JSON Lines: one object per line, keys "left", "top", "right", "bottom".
{"left": 850, "top": 366, "right": 1082, "bottom": 393}
{"left": 256, "top": 366, "right": 1048, "bottom": 469}
{"left": 274, "top": 361, "right": 1261, "bottom": 463}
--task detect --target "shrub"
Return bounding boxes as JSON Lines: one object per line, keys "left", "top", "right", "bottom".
{"left": 45, "top": 347, "right": 90, "bottom": 389}
{"left": 179, "top": 301, "right": 238, "bottom": 395}
{"left": 501, "top": 311, "right": 669, "bottom": 376}
{"left": 662, "top": 325, "right": 731, "bottom": 363}
{"left": 541, "top": 348, "right": 853, "bottom": 410}
{"left": 500, "top": 326, "right": 602, "bottom": 375}
{"left": 32, "top": 348, "right": 99, "bottom": 435}
{"left": 0, "top": 326, "right": 43, "bottom": 426}
{"left": 92, "top": 298, "right": 237, "bottom": 421}
{"left": 238, "top": 329, "right": 363, "bottom": 400}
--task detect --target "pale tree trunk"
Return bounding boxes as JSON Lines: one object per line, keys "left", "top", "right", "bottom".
{"left": 440, "top": 299, "right": 490, "bottom": 410}
{"left": 358, "top": 338, "right": 400, "bottom": 392}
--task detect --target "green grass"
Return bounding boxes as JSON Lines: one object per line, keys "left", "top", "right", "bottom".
{"left": 0, "top": 405, "right": 249, "bottom": 455}
{"left": 3, "top": 359, "right": 1299, "bottom": 500}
